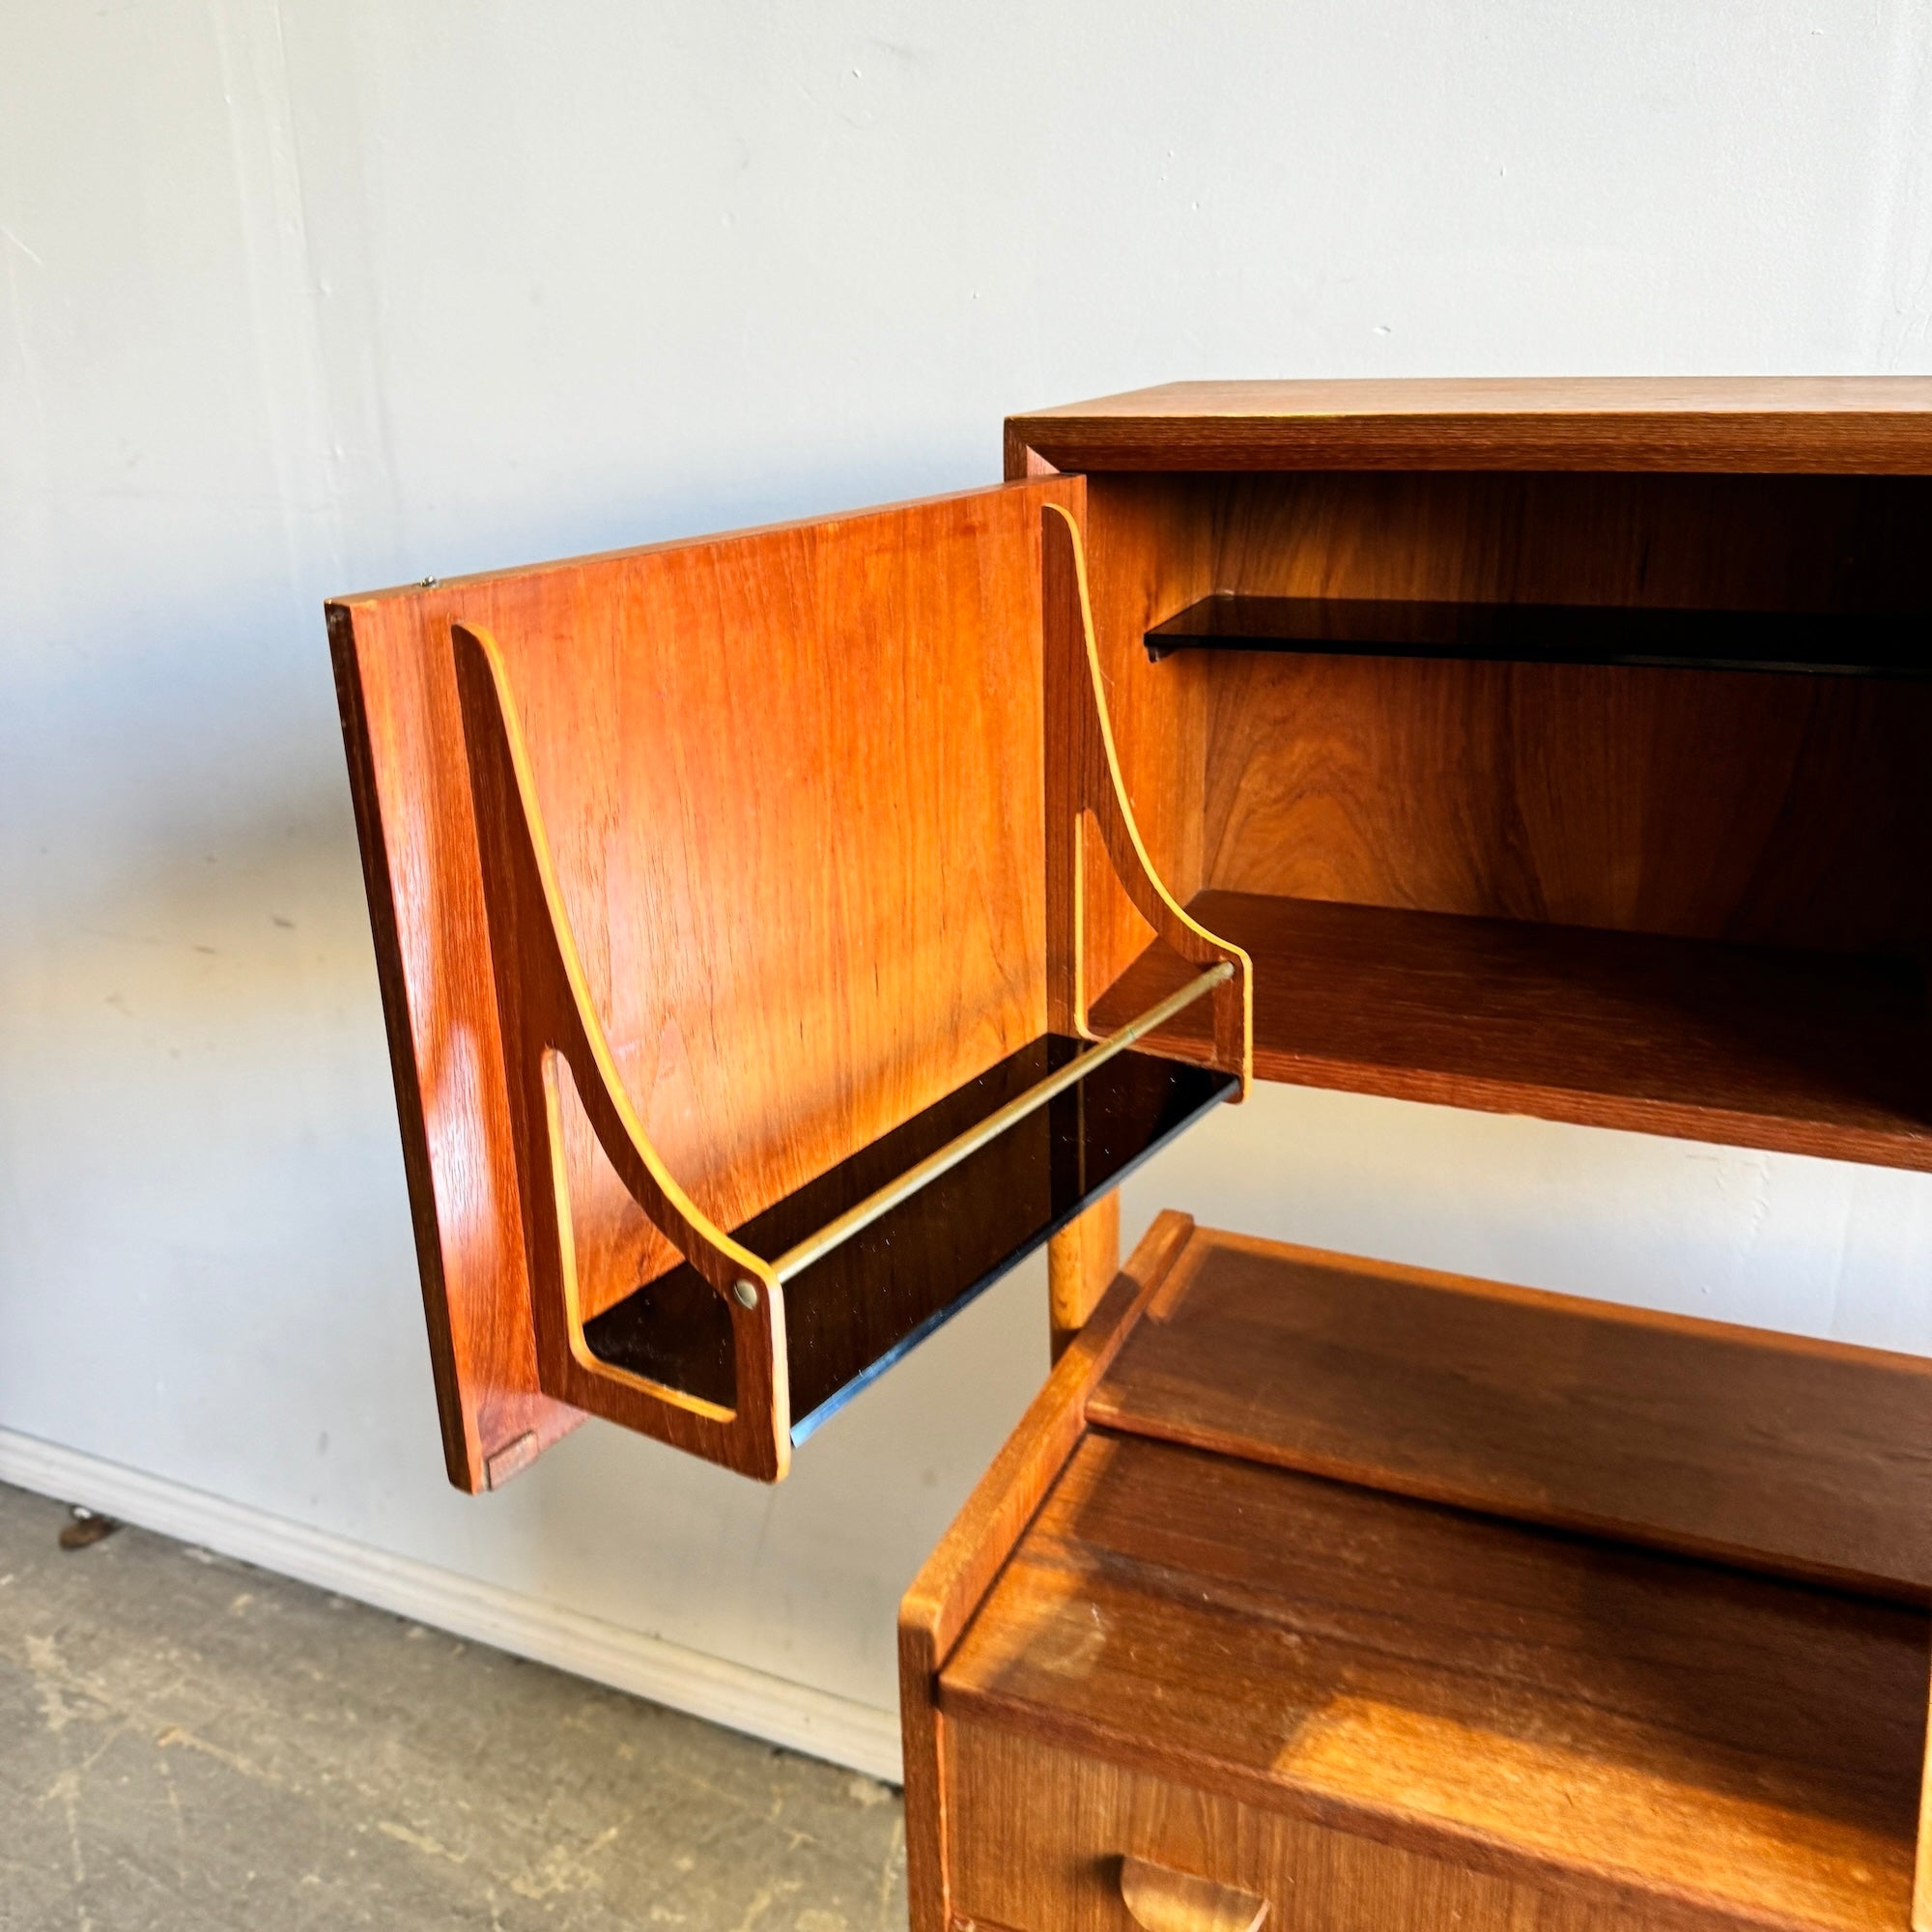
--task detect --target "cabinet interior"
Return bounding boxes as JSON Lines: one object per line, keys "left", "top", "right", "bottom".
{"left": 1081, "top": 469, "right": 1932, "bottom": 1167}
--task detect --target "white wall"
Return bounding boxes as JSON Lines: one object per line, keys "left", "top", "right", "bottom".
{"left": 5, "top": 1, "right": 1932, "bottom": 1771}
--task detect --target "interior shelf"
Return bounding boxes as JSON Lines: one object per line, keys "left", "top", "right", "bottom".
{"left": 1146, "top": 592, "right": 1932, "bottom": 678}
{"left": 582, "top": 1038, "right": 1236, "bottom": 1443}
{"left": 1089, "top": 892, "right": 1932, "bottom": 1170}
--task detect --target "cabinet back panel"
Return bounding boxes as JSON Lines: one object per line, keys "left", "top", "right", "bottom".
{"left": 1092, "top": 473, "right": 1932, "bottom": 953}
{"left": 1204, "top": 654, "right": 1932, "bottom": 952}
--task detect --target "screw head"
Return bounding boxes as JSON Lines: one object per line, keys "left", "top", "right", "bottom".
{"left": 732, "top": 1278, "right": 759, "bottom": 1309}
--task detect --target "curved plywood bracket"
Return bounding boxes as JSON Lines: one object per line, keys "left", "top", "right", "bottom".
{"left": 1041, "top": 503, "right": 1254, "bottom": 1096}
{"left": 450, "top": 621, "right": 791, "bottom": 1482}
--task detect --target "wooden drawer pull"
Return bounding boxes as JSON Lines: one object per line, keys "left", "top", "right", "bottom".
{"left": 1119, "top": 1855, "right": 1267, "bottom": 1932}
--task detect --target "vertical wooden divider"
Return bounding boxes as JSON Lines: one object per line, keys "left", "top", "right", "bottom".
{"left": 1039, "top": 503, "right": 1252, "bottom": 1094}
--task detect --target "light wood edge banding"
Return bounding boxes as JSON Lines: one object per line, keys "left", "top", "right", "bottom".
{"left": 1040, "top": 503, "right": 1253, "bottom": 1096}
{"left": 1916, "top": 1651, "right": 1932, "bottom": 1932}
{"left": 898, "top": 1209, "right": 1197, "bottom": 1932}
{"left": 450, "top": 620, "right": 791, "bottom": 1482}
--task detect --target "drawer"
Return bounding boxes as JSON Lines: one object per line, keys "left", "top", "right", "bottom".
{"left": 932, "top": 1428, "right": 1923, "bottom": 1932}
{"left": 945, "top": 1719, "right": 1670, "bottom": 1932}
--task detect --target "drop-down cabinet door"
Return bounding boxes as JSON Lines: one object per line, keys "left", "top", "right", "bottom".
{"left": 327, "top": 477, "right": 1249, "bottom": 1491}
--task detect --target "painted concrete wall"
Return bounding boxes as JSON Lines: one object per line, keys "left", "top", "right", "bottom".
{"left": 5, "top": 1, "right": 1932, "bottom": 1749}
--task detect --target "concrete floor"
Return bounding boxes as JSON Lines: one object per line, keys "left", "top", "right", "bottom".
{"left": 0, "top": 1480, "right": 906, "bottom": 1931}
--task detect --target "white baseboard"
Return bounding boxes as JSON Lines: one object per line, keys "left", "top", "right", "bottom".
{"left": 0, "top": 1426, "right": 902, "bottom": 1783}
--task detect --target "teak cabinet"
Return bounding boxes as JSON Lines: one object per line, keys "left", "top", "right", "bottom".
{"left": 332, "top": 378, "right": 1932, "bottom": 1932}
{"left": 906, "top": 1214, "right": 1932, "bottom": 1932}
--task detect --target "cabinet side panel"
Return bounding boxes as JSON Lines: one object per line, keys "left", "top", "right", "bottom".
{"left": 899, "top": 1212, "right": 1195, "bottom": 1932}
{"left": 328, "top": 604, "right": 576, "bottom": 1492}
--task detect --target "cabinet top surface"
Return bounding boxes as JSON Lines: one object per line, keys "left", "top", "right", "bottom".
{"left": 1009, "top": 376, "right": 1932, "bottom": 472}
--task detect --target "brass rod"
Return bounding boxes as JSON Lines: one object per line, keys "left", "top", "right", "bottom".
{"left": 768, "top": 962, "right": 1233, "bottom": 1284}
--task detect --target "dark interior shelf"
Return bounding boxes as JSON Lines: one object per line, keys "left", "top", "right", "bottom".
{"left": 583, "top": 1037, "right": 1235, "bottom": 1443}
{"left": 1145, "top": 592, "right": 1932, "bottom": 678}
{"left": 1089, "top": 892, "right": 1932, "bottom": 1171}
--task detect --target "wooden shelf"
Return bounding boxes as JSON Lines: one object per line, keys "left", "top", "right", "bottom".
{"left": 582, "top": 1039, "right": 1234, "bottom": 1442}
{"left": 941, "top": 1427, "right": 1927, "bottom": 1932}
{"left": 1145, "top": 592, "right": 1932, "bottom": 679}
{"left": 1089, "top": 892, "right": 1932, "bottom": 1169}
{"left": 1091, "top": 1228, "right": 1932, "bottom": 1601}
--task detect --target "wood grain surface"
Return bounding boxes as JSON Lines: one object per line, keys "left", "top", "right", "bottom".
{"left": 1057, "top": 467, "right": 1932, "bottom": 1122}
{"left": 949, "top": 1722, "right": 1818, "bottom": 1932}
{"left": 1075, "top": 472, "right": 1932, "bottom": 1166}
{"left": 450, "top": 621, "right": 792, "bottom": 1478}
{"left": 1039, "top": 503, "right": 1250, "bottom": 1088}
{"left": 1198, "top": 653, "right": 1932, "bottom": 956}
{"left": 1090, "top": 1227, "right": 1932, "bottom": 1599}
{"left": 1179, "top": 470, "right": 1932, "bottom": 954}
{"left": 1033, "top": 464, "right": 1219, "bottom": 1007}
{"left": 1048, "top": 1195, "right": 1121, "bottom": 1362}
{"left": 941, "top": 1431, "right": 1928, "bottom": 1932}
{"left": 1087, "top": 469, "right": 1932, "bottom": 950}
{"left": 1090, "top": 892, "right": 1932, "bottom": 1169}
{"left": 1009, "top": 377, "right": 1932, "bottom": 473}
{"left": 329, "top": 478, "right": 1078, "bottom": 1488}
{"left": 899, "top": 1210, "right": 1195, "bottom": 1932}
{"left": 330, "top": 607, "right": 578, "bottom": 1488}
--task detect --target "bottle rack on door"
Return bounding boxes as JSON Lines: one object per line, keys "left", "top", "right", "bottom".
{"left": 330, "top": 489, "right": 1249, "bottom": 1484}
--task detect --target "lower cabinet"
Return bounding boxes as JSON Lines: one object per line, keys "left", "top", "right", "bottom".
{"left": 902, "top": 1213, "right": 1932, "bottom": 1932}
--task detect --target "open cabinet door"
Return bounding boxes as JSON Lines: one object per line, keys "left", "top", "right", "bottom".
{"left": 329, "top": 478, "right": 1246, "bottom": 1491}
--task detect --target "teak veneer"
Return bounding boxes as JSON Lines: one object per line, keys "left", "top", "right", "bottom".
{"left": 333, "top": 377, "right": 1932, "bottom": 1486}
{"left": 336, "top": 378, "right": 1932, "bottom": 1932}
{"left": 906, "top": 1216, "right": 1932, "bottom": 1932}
{"left": 1091, "top": 893, "right": 1932, "bottom": 1169}
{"left": 1089, "top": 1231, "right": 1932, "bottom": 1602}
{"left": 1006, "top": 376, "right": 1932, "bottom": 472}
{"left": 331, "top": 481, "right": 1248, "bottom": 1485}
